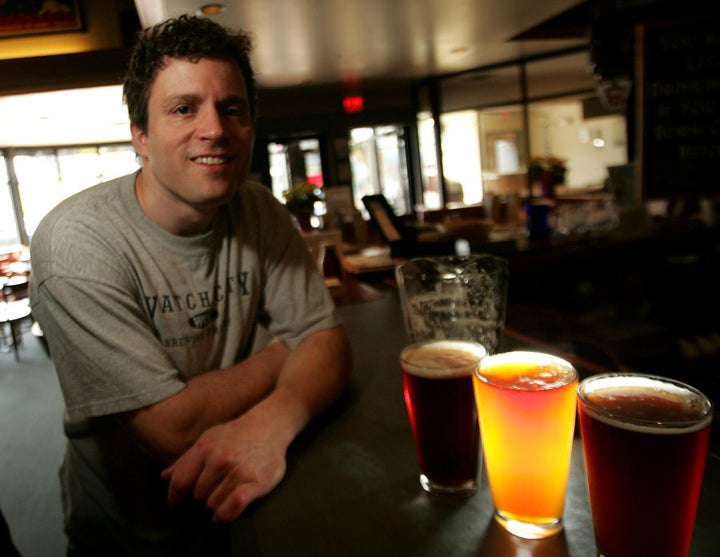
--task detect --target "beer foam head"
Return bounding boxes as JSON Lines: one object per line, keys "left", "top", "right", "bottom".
{"left": 578, "top": 374, "right": 714, "bottom": 434}
{"left": 475, "top": 350, "right": 577, "bottom": 390}
{"left": 401, "top": 340, "right": 487, "bottom": 379}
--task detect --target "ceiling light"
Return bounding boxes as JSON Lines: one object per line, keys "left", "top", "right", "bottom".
{"left": 199, "top": 3, "right": 224, "bottom": 16}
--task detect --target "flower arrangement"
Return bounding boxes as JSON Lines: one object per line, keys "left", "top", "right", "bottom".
{"left": 282, "top": 182, "right": 325, "bottom": 214}
{"left": 527, "top": 156, "right": 567, "bottom": 185}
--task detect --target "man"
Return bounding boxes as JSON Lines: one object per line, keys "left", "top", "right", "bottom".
{"left": 29, "top": 15, "right": 352, "bottom": 557}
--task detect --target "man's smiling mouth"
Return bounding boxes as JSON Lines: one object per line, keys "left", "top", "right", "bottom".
{"left": 193, "top": 156, "right": 230, "bottom": 165}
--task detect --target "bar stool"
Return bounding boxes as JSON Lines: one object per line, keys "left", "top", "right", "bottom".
{"left": 0, "top": 298, "right": 32, "bottom": 361}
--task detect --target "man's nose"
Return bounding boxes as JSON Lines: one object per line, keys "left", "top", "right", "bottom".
{"left": 197, "top": 107, "right": 225, "bottom": 139}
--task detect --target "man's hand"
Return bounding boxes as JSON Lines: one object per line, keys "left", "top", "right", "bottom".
{"left": 161, "top": 412, "right": 288, "bottom": 523}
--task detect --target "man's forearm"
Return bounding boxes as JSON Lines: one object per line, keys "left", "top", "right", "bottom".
{"left": 243, "top": 326, "right": 352, "bottom": 446}
{"left": 274, "top": 326, "right": 352, "bottom": 436}
{"left": 161, "top": 325, "right": 353, "bottom": 522}
{"left": 122, "top": 339, "right": 290, "bottom": 462}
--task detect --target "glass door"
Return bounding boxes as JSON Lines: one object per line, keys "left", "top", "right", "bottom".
{"left": 348, "top": 125, "right": 410, "bottom": 218}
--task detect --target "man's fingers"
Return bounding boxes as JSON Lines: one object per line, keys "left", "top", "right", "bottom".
{"left": 208, "top": 460, "right": 285, "bottom": 523}
{"left": 160, "top": 460, "right": 176, "bottom": 480}
{"left": 163, "top": 451, "right": 205, "bottom": 509}
{"left": 211, "top": 482, "right": 265, "bottom": 523}
{"left": 191, "top": 454, "right": 234, "bottom": 502}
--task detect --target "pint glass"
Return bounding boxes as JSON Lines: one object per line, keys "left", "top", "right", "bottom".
{"left": 578, "top": 373, "right": 713, "bottom": 557}
{"left": 401, "top": 339, "right": 487, "bottom": 497}
{"left": 395, "top": 255, "right": 509, "bottom": 354}
{"left": 473, "top": 351, "right": 578, "bottom": 539}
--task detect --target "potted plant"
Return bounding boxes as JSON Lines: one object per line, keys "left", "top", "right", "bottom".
{"left": 527, "top": 156, "right": 567, "bottom": 198}
{"left": 282, "top": 182, "right": 325, "bottom": 230}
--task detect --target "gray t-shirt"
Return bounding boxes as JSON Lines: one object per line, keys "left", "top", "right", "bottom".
{"left": 29, "top": 172, "right": 341, "bottom": 555}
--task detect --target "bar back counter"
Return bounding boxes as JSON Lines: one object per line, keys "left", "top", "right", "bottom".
{"left": 229, "top": 283, "right": 720, "bottom": 556}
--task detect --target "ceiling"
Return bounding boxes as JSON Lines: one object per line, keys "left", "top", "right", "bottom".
{"left": 0, "top": 0, "right": 593, "bottom": 147}
{"left": 1, "top": 0, "right": 700, "bottom": 147}
{"left": 132, "top": 0, "right": 591, "bottom": 89}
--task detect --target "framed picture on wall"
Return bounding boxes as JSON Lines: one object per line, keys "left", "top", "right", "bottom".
{"left": 0, "top": 1, "right": 84, "bottom": 39}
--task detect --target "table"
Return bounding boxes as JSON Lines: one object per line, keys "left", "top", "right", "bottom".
{"left": 1, "top": 274, "right": 29, "bottom": 298}
{"left": 230, "top": 290, "right": 720, "bottom": 556}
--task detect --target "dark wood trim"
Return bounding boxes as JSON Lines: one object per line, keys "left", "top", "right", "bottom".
{"left": 0, "top": 48, "right": 131, "bottom": 96}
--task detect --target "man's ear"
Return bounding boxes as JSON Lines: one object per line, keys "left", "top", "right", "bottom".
{"left": 130, "top": 124, "right": 148, "bottom": 158}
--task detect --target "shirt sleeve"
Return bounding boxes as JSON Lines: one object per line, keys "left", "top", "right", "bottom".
{"left": 30, "top": 221, "right": 185, "bottom": 423}
{"left": 240, "top": 184, "right": 343, "bottom": 349}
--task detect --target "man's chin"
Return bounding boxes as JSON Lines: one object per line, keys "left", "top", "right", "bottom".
{"left": 195, "top": 186, "right": 241, "bottom": 209}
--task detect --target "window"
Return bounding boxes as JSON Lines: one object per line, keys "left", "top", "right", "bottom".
{"left": 14, "top": 149, "right": 64, "bottom": 238}
{"left": 527, "top": 98, "right": 627, "bottom": 189}
{"left": 0, "top": 155, "right": 20, "bottom": 247}
{"left": 416, "top": 114, "right": 441, "bottom": 210}
{"left": 1, "top": 144, "right": 140, "bottom": 248}
{"left": 268, "top": 137, "right": 324, "bottom": 202}
{"left": 349, "top": 125, "right": 410, "bottom": 218}
{"left": 439, "top": 111, "right": 483, "bottom": 206}
{"left": 418, "top": 47, "right": 628, "bottom": 209}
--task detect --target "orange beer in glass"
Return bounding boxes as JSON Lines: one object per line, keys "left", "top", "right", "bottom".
{"left": 473, "top": 351, "right": 578, "bottom": 539}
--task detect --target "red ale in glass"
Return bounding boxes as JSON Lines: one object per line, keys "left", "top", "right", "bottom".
{"left": 578, "top": 374, "right": 713, "bottom": 557}
{"left": 401, "top": 340, "right": 487, "bottom": 496}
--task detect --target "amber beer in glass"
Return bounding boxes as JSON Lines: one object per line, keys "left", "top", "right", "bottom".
{"left": 401, "top": 339, "right": 487, "bottom": 496}
{"left": 472, "top": 351, "right": 578, "bottom": 539}
{"left": 578, "top": 373, "right": 713, "bottom": 557}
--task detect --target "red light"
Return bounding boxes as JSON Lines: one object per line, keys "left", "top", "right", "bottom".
{"left": 343, "top": 95, "right": 364, "bottom": 113}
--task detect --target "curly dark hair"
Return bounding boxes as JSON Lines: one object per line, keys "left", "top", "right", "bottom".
{"left": 123, "top": 15, "right": 258, "bottom": 132}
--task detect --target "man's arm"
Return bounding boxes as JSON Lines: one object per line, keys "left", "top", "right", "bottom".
{"left": 121, "top": 339, "right": 291, "bottom": 463}
{"left": 161, "top": 325, "right": 352, "bottom": 522}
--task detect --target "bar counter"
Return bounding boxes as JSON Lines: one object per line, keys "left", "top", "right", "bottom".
{"left": 230, "top": 289, "right": 720, "bottom": 556}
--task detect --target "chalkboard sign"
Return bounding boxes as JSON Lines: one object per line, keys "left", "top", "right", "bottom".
{"left": 640, "top": 17, "right": 720, "bottom": 200}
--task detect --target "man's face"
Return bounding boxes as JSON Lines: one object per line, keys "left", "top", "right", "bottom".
{"left": 131, "top": 57, "right": 255, "bottom": 234}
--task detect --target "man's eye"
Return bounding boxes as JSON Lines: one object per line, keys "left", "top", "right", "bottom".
{"left": 225, "top": 106, "right": 248, "bottom": 117}
{"left": 173, "top": 105, "right": 193, "bottom": 115}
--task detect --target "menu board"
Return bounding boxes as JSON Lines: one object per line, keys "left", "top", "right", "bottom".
{"left": 639, "top": 16, "right": 720, "bottom": 200}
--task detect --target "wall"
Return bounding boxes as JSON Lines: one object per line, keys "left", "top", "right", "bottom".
{"left": 528, "top": 101, "right": 628, "bottom": 189}
{"left": 0, "top": 0, "right": 137, "bottom": 96}
{"left": 0, "top": 0, "right": 124, "bottom": 60}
